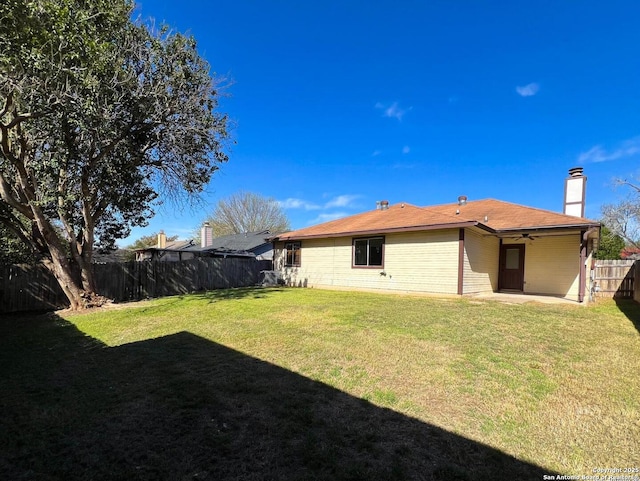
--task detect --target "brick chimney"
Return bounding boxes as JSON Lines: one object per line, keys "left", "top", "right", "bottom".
{"left": 200, "top": 222, "right": 213, "bottom": 248}
{"left": 157, "top": 231, "right": 166, "bottom": 249}
{"left": 563, "top": 167, "right": 586, "bottom": 217}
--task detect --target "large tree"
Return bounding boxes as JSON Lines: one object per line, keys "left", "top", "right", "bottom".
{"left": 601, "top": 179, "right": 640, "bottom": 249}
{"left": 0, "top": 0, "right": 229, "bottom": 308}
{"left": 205, "top": 191, "right": 290, "bottom": 237}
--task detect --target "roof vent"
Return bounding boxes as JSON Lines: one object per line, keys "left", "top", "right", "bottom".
{"left": 457, "top": 195, "right": 468, "bottom": 206}
{"left": 568, "top": 167, "right": 584, "bottom": 177}
{"left": 380, "top": 200, "right": 389, "bottom": 211}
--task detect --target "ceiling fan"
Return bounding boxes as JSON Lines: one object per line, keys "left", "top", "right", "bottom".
{"left": 510, "top": 233, "right": 537, "bottom": 241}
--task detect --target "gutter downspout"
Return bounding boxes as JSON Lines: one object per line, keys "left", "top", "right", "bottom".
{"left": 458, "top": 228, "right": 465, "bottom": 295}
{"left": 578, "top": 227, "right": 599, "bottom": 303}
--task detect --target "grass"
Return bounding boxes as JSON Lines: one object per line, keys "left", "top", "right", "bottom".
{"left": 1, "top": 287, "right": 639, "bottom": 480}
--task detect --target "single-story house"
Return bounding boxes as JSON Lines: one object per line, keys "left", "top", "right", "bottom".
{"left": 134, "top": 237, "right": 199, "bottom": 262}
{"left": 272, "top": 170, "right": 600, "bottom": 303}
{"left": 199, "top": 230, "right": 277, "bottom": 261}
{"left": 135, "top": 226, "right": 277, "bottom": 263}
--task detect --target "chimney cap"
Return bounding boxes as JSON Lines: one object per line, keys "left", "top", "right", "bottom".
{"left": 458, "top": 195, "right": 468, "bottom": 206}
{"left": 568, "top": 167, "right": 584, "bottom": 177}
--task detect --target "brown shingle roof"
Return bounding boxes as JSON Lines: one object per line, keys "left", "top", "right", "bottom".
{"left": 424, "top": 199, "right": 599, "bottom": 231}
{"left": 275, "top": 199, "right": 600, "bottom": 241}
{"left": 277, "top": 203, "right": 477, "bottom": 240}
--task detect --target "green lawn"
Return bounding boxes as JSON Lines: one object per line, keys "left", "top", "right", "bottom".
{"left": 1, "top": 288, "right": 638, "bottom": 480}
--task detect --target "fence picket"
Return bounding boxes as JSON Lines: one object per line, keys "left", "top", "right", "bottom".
{"left": 1, "top": 258, "right": 272, "bottom": 313}
{"left": 592, "top": 259, "right": 636, "bottom": 299}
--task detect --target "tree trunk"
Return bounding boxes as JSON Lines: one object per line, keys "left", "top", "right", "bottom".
{"left": 43, "top": 256, "right": 85, "bottom": 310}
{"left": 31, "top": 208, "right": 93, "bottom": 309}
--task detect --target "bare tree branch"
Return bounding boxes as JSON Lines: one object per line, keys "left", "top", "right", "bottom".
{"left": 601, "top": 178, "right": 640, "bottom": 248}
{"left": 205, "top": 191, "right": 291, "bottom": 237}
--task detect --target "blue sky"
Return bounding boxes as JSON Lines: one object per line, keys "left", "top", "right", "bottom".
{"left": 121, "top": 1, "right": 640, "bottom": 245}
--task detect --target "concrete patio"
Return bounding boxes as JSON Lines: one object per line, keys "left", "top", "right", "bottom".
{"left": 470, "top": 292, "right": 583, "bottom": 305}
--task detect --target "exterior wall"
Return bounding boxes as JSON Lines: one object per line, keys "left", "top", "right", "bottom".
{"left": 274, "top": 230, "right": 460, "bottom": 294}
{"left": 463, "top": 229, "right": 499, "bottom": 294}
{"left": 252, "top": 243, "right": 274, "bottom": 261}
{"left": 503, "top": 234, "right": 581, "bottom": 300}
{"left": 275, "top": 230, "right": 583, "bottom": 301}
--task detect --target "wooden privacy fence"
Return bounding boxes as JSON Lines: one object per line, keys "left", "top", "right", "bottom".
{"left": 592, "top": 259, "right": 637, "bottom": 299}
{"left": 0, "top": 258, "right": 273, "bottom": 314}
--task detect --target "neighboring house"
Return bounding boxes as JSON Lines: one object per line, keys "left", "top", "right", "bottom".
{"left": 200, "top": 230, "right": 277, "bottom": 260}
{"left": 134, "top": 226, "right": 277, "bottom": 263}
{"left": 135, "top": 236, "right": 200, "bottom": 262}
{"left": 272, "top": 169, "right": 601, "bottom": 303}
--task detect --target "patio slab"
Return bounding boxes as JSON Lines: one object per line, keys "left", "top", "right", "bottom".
{"left": 470, "top": 292, "right": 582, "bottom": 305}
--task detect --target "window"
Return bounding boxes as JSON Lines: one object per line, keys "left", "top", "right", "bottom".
{"left": 353, "top": 237, "right": 384, "bottom": 267}
{"left": 285, "top": 241, "right": 301, "bottom": 267}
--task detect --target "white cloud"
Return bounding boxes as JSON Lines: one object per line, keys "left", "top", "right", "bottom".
{"left": 308, "top": 212, "right": 350, "bottom": 224}
{"left": 402, "top": 146, "right": 410, "bottom": 154}
{"left": 277, "top": 198, "right": 321, "bottom": 210}
{"left": 578, "top": 137, "right": 640, "bottom": 163}
{"left": 324, "top": 194, "right": 361, "bottom": 209}
{"left": 281, "top": 194, "right": 363, "bottom": 226}
{"left": 515, "top": 82, "right": 540, "bottom": 97}
{"left": 372, "top": 150, "right": 382, "bottom": 157}
{"left": 375, "top": 101, "right": 412, "bottom": 120}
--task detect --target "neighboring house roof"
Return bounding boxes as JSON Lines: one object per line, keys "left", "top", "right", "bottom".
{"left": 275, "top": 199, "right": 600, "bottom": 241}
{"left": 134, "top": 239, "right": 196, "bottom": 252}
{"left": 164, "top": 239, "right": 196, "bottom": 250}
{"left": 134, "top": 231, "right": 276, "bottom": 258}
{"left": 191, "top": 230, "right": 274, "bottom": 253}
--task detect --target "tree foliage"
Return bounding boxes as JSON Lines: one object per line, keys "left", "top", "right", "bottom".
{"left": 0, "top": 0, "right": 229, "bottom": 308}
{"left": 593, "top": 225, "right": 625, "bottom": 260}
{"left": 205, "top": 191, "right": 290, "bottom": 237}
{"left": 0, "top": 222, "right": 37, "bottom": 266}
{"left": 601, "top": 179, "right": 640, "bottom": 249}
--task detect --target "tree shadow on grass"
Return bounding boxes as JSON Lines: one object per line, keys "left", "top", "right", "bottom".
{"left": 187, "top": 286, "right": 286, "bottom": 303}
{"left": 0, "top": 313, "right": 554, "bottom": 481}
{"left": 614, "top": 298, "right": 640, "bottom": 334}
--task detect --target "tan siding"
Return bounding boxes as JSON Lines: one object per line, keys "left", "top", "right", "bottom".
{"left": 384, "top": 231, "right": 459, "bottom": 293}
{"left": 504, "top": 235, "right": 580, "bottom": 300}
{"left": 275, "top": 230, "right": 459, "bottom": 294}
{"left": 463, "top": 229, "right": 499, "bottom": 294}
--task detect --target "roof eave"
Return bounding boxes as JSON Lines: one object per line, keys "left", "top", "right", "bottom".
{"left": 493, "top": 222, "right": 601, "bottom": 234}
{"left": 274, "top": 221, "right": 483, "bottom": 241}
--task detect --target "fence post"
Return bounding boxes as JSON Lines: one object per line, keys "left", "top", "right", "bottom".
{"left": 635, "top": 261, "right": 640, "bottom": 303}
